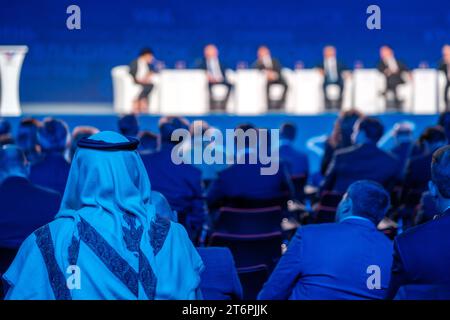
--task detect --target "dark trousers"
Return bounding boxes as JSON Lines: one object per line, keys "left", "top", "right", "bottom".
{"left": 267, "top": 80, "right": 288, "bottom": 110}
{"left": 138, "top": 83, "right": 154, "bottom": 100}
{"left": 384, "top": 75, "right": 404, "bottom": 110}
{"left": 208, "top": 81, "right": 232, "bottom": 111}
{"left": 323, "top": 80, "right": 343, "bottom": 110}
{"left": 445, "top": 81, "right": 450, "bottom": 110}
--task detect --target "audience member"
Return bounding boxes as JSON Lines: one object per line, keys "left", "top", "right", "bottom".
{"left": 141, "top": 116, "right": 206, "bottom": 239}
{"left": 387, "top": 145, "right": 450, "bottom": 299}
{"left": 138, "top": 131, "right": 158, "bottom": 155}
{"left": 69, "top": 125, "right": 99, "bottom": 162}
{"left": 390, "top": 122, "right": 414, "bottom": 177}
{"left": 16, "top": 118, "right": 42, "bottom": 164}
{"left": 0, "top": 119, "right": 14, "bottom": 147}
{"left": 320, "top": 110, "right": 362, "bottom": 175}
{"left": 321, "top": 117, "right": 399, "bottom": 193}
{"left": 30, "top": 118, "right": 70, "bottom": 195}
{"left": 118, "top": 114, "right": 140, "bottom": 137}
{"left": 258, "top": 180, "right": 393, "bottom": 300}
{"left": 2, "top": 131, "right": 204, "bottom": 300}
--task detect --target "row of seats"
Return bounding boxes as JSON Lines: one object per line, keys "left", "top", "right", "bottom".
{"left": 111, "top": 67, "right": 450, "bottom": 115}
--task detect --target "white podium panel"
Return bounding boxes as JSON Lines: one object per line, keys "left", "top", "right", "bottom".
{"left": 411, "top": 69, "right": 439, "bottom": 114}
{"left": 0, "top": 46, "right": 28, "bottom": 116}
{"left": 353, "top": 69, "right": 385, "bottom": 114}
{"left": 288, "top": 69, "right": 324, "bottom": 114}
{"left": 234, "top": 70, "right": 267, "bottom": 114}
{"left": 111, "top": 65, "right": 159, "bottom": 114}
{"left": 159, "top": 70, "right": 208, "bottom": 115}
{"left": 438, "top": 71, "right": 449, "bottom": 112}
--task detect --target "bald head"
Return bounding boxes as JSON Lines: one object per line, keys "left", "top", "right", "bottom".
{"left": 204, "top": 44, "right": 218, "bottom": 59}
{"left": 323, "top": 46, "right": 336, "bottom": 58}
{"left": 0, "top": 145, "right": 29, "bottom": 183}
{"left": 257, "top": 46, "right": 271, "bottom": 59}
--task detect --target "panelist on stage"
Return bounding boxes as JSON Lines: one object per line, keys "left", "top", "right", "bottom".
{"left": 129, "top": 48, "right": 157, "bottom": 113}
{"left": 438, "top": 44, "right": 450, "bottom": 110}
{"left": 377, "top": 45, "right": 410, "bottom": 110}
{"left": 317, "top": 45, "right": 348, "bottom": 110}
{"left": 197, "top": 44, "right": 232, "bottom": 111}
{"left": 253, "top": 46, "right": 288, "bottom": 110}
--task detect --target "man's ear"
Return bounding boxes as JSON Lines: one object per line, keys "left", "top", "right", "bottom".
{"left": 429, "top": 180, "right": 438, "bottom": 198}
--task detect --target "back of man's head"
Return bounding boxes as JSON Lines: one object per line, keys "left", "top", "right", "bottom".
{"left": 38, "top": 118, "right": 69, "bottom": 153}
{"left": 280, "top": 122, "right": 296, "bottom": 141}
{"left": 118, "top": 114, "right": 139, "bottom": 137}
{"left": 355, "top": 117, "right": 384, "bottom": 144}
{"left": 0, "top": 145, "right": 29, "bottom": 183}
{"left": 138, "top": 131, "right": 158, "bottom": 153}
{"left": 0, "top": 118, "right": 11, "bottom": 135}
{"left": 431, "top": 146, "right": 450, "bottom": 203}
{"left": 338, "top": 180, "right": 390, "bottom": 225}
{"left": 158, "top": 116, "right": 190, "bottom": 144}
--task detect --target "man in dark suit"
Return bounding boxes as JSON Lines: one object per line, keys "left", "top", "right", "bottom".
{"left": 197, "top": 247, "right": 243, "bottom": 300}
{"left": 129, "top": 48, "right": 156, "bottom": 113}
{"left": 317, "top": 46, "right": 348, "bottom": 110}
{"left": 387, "top": 145, "right": 450, "bottom": 299}
{"left": 206, "top": 124, "right": 291, "bottom": 209}
{"left": 0, "top": 119, "right": 14, "bottom": 147}
{"left": 140, "top": 116, "right": 206, "bottom": 240}
{"left": 389, "top": 122, "right": 414, "bottom": 179}
{"left": 258, "top": 180, "right": 393, "bottom": 300}
{"left": 197, "top": 44, "right": 232, "bottom": 111}
{"left": 253, "top": 46, "right": 288, "bottom": 110}
{"left": 0, "top": 146, "right": 61, "bottom": 267}
{"left": 30, "top": 118, "right": 70, "bottom": 196}
{"left": 438, "top": 44, "right": 450, "bottom": 110}
{"left": 377, "top": 45, "right": 409, "bottom": 110}
{"left": 322, "top": 117, "right": 400, "bottom": 194}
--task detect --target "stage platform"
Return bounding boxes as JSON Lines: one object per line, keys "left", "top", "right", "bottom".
{"left": 5, "top": 108, "right": 439, "bottom": 174}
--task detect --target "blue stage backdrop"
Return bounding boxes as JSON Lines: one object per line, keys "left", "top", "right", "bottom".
{"left": 6, "top": 113, "right": 439, "bottom": 174}
{"left": 1, "top": 0, "right": 449, "bottom": 103}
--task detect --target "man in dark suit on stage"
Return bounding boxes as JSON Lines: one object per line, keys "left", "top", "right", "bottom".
{"left": 253, "top": 46, "right": 288, "bottom": 110}
{"left": 258, "top": 180, "right": 393, "bottom": 300}
{"left": 317, "top": 46, "right": 348, "bottom": 110}
{"left": 322, "top": 117, "right": 400, "bottom": 194}
{"left": 438, "top": 44, "right": 450, "bottom": 110}
{"left": 129, "top": 48, "right": 156, "bottom": 113}
{"left": 387, "top": 145, "right": 450, "bottom": 299}
{"left": 197, "top": 44, "right": 232, "bottom": 111}
{"left": 377, "top": 45, "right": 409, "bottom": 110}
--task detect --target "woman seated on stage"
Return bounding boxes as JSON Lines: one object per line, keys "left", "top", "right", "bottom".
{"left": 2, "top": 131, "right": 204, "bottom": 300}
{"left": 129, "top": 48, "right": 157, "bottom": 114}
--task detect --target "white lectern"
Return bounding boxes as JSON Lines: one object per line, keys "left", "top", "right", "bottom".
{"left": 0, "top": 46, "right": 28, "bottom": 116}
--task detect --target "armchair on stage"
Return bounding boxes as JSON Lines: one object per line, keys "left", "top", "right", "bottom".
{"left": 111, "top": 66, "right": 448, "bottom": 115}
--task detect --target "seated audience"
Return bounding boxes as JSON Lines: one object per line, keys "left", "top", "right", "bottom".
{"left": 141, "top": 117, "right": 205, "bottom": 238}
{"left": 30, "top": 118, "right": 70, "bottom": 195}
{"left": 0, "top": 146, "right": 61, "bottom": 249}
{"left": 321, "top": 117, "right": 400, "bottom": 193}
{"left": 118, "top": 114, "right": 140, "bottom": 137}
{"left": 138, "top": 131, "right": 158, "bottom": 155}
{"left": 197, "top": 247, "right": 243, "bottom": 300}
{"left": 0, "top": 119, "right": 14, "bottom": 147}
{"left": 207, "top": 124, "right": 291, "bottom": 209}
{"left": 403, "top": 126, "right": 447, "bottom": 196}
{"left": 388, "top": 145, "right": 450, "bottom": 299}
{"left": 438, "top": 111, "right": 450, "bottom": 142}
{"left": 2, "top": 131, "right": 204, "bottom": 300}
{"left": 258, "top": 180, "right": 393, "bottom": 300}
{"left": 68, "top": 126, "right": 99, "bottom": 162}
{"left": 321, "top": 110, "right": 362, "bottom": 175}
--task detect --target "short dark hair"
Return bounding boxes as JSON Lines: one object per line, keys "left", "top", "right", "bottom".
{"left": 280, "top": 122, "right": 296, "bottom": 141}
{"left": 0, "top": 118, "right": 11, "bottom": 135}
{"left": 38, "top": 118, "right": 69, "bottom": 152}
{"left": 158, "top": 116, "right": 190, "bottom": 143}
{"left": 431, "top": 145, "right": 450, "bottom": 198}
{"left": 419, "top": 126, "right": 447, "bottom": 145}
{"left": 346, "top": 180, "right": 390, "bottom": 224}
{"left": 357, "top": 117, "right": 384, "bottom": 143}
{"left": 118, "top": 114, "right": 139, "bottom": 137}
{"left": 138, "top": 131, "right": 158, "bottom": 152}
{"left": 0, "top": 145, "right": 28, "bottom": 173}
{"left": 139, "top": 48, "right": 154, "bottom": 57}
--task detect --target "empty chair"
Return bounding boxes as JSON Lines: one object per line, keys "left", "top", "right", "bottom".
{"left": 208, "top": 232, "right": 282, "bottom": 269}
{"left": 214, "top": 206, "right": 282, "bottom": 235}
{"left": 314, "top": 191, "right": 343, "bottom": 223}
{"left": 237, "top": 264, "right": 269, "bottom": 300}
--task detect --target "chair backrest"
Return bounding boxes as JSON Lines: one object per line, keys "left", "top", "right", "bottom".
{"left": 314, "top": 191, "right": 343, "bottom": 223}
{"left": 214, "top": 206, "right": 282, "bottom": 235}
{"left": 208, "top": 232, "right": 282, "bottom": 269}
{"left": 237, "top": 264, "right": 269, "bottom": 300}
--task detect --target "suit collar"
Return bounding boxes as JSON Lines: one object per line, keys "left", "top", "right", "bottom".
{"left": 340, "top": 216, "right": 376, "bottom": 229}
